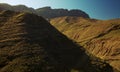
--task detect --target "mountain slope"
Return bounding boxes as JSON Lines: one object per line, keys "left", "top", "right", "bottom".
{"left": 0, "top": 10, "right": 114, "bottom": 72}
{"left": 50, "top": 16, "right": 120, "bottom": 71}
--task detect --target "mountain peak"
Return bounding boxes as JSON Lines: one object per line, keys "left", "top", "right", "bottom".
{"left": 0, "top": 10, "right": 54, "bottom": 42}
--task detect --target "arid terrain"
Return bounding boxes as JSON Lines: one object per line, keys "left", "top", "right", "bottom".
{"left": 0, "top": 3, "right": 120, "bottom": 72}
{"left": 50, "top": 16, "right": 120, "bottom": 71}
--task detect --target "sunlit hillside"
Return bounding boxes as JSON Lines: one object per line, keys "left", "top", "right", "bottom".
{"left": 51, "top": 16, "right": 120, "bottom": 71}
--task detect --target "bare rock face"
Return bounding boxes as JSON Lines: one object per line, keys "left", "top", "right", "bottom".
{"left": 50, "top": 16, "right": 120, "bottom": 72}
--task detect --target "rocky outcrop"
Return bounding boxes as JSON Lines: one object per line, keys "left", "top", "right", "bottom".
{"left": 50, "top": 16, "right": 120, "bottom": 71}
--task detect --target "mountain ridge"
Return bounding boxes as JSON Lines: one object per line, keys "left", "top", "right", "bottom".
{"left": 36, "top": 6, "right": 89, "bottom": 19}
{"left": 0, "top": 3, "right": 89, "bottom": 19}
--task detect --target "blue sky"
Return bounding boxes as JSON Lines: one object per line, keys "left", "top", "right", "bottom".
{"left": 0, "top": 0, "right": 120, "bottom": 20}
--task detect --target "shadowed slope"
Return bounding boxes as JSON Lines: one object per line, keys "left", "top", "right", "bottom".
{"left": 50, "top": 16, "right": 120, "bottom": 71}
{"left": 0, "top": 10, "right": 114, "bottom": 72}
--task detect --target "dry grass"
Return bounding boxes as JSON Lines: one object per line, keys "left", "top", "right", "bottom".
{"left": 0, "top": 11, "right": 114, "bottom": 72}
{"left": 50, "top": 16, "right": 120, "bottom": 71}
